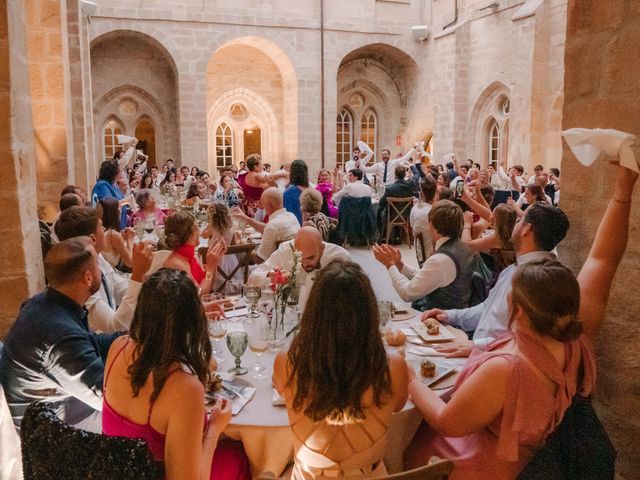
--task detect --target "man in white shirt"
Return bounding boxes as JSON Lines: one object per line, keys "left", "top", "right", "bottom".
{"left": 449, "top": 165, "right": 470, "bottom": 189}
{"left": 362, "top": 145, "right": 417, "bottom": 187}
{"left": 231, "top": 187, "right": 300, "bottom": 263}
{"left": 55, "top": 206, "right": 152, "bottom": 333}
{"left": 527, "top": 164, "right": 545, "bottom": 185}
{"left": 249, "top": 227, "right": 350, "bottom": 310}
{"left": 497, "top": 165, "right": 527, "bottom": 192}
{"left": 410, "top": 175, "right": 437, "bottom": 259}
{"left": 423, "top": 202, "right": 570, "bottom": 357}
{"left": 344, "top": 144, "right": 374, "bottom": 174}
{"left": 332, "top": 168, "right": 372, "bottom": 206}
{"left": 373, "top": 200, "right": 474, "bottom": 310}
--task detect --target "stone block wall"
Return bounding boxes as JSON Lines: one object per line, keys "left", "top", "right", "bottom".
{"left": 0, "top": 0, "right": 45, "bottom": 337}
{"left": 560, "top": 1, "right": 640, "bottom": 477}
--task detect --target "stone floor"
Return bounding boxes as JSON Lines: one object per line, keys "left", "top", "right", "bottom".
{"left": 346, "top": 244, "right": 418, "bottom": 307}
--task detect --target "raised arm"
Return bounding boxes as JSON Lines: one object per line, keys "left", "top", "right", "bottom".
{"left": 357, "top": 141, "right": 374, "bottom": 165}
{"left": 460, "top": 188, "right": 492, "bottom": 222}
{"left": 578, "top": 165, "right": 638, "bottom": 337}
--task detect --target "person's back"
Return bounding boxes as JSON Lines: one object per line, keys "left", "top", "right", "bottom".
{"left": 273, "top": 259, "right": 408, "bottom": 478}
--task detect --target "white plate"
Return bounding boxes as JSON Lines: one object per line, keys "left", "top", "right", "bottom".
{"left": 414, "top": 361, "right": 457, "bottom": 388}
{"left": 411, "top": 323, "right": 456, "bottom": 343}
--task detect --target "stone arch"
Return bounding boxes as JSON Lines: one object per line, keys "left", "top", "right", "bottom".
{"left": 337, "top": 43, "right": 419, "bottom": 163}
{"left": 469, "top": 82, "right": 512, "bottom": 167}
{"left": 206, "top": 36, "right": 298, "bottom": 164}
{"left": 207, "top": 88, "right": 279, "bottom": 174}
{"left": 90, "top": 30, "right": 180, "bottom": 166}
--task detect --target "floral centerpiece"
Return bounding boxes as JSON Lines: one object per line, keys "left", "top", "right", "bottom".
{"left": 269, "top": 245, "right": 302, "bottom": 344}
{"left": 159, "top": 184, "right": 185, "bottom": 209}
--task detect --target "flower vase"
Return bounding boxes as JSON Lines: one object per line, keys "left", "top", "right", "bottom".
{"left": 268, "top": 297, "right": 287, "bottom": 351}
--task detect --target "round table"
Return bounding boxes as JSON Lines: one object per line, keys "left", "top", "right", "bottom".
{"left": 216, "top": 312, "right": 467, "bottom": 477}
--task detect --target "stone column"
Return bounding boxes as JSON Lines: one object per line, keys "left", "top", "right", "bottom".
{"left": 560, "top": 1, "right": 640, "bottom": 477}
{"left": 0, "top": 0, "right": 45, "bottom": 337}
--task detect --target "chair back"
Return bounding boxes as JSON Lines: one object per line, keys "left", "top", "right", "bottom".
{"left": 379, "top": 458, "right": 453, "bottom": 479}
{"left": 337, "top": 196, "right": 378, "bottom": 247}
{"left": 385, "top": 197, "right": 413, "bottom": 246}
{"left": 415, "top": 232, "right": 427, "bottom": 267}
{"left": 21, "top": 402, "right": 163, "bottom": 480}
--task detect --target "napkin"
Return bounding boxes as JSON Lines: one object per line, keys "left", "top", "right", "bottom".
{"left": 562, "top": 128, "right": 638, "bottom": 173}
{"left": 272, "top": 388, "right": 285, "bottom": 406}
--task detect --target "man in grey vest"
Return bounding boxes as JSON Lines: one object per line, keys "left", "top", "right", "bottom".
{"left": 373, "top": 200, "right": 474, "bottom": 310}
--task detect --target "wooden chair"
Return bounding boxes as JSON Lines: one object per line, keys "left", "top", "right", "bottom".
{"left": 198, "top": 243, "right": 256, "bottom": 292}
{"left": 385, "top": 197, "right": 414, "bottom": 247}
{"left": 380, "top": 458, "right": 453, "bottom": 480}
{"left": 415, "top": 232, "right": 427, "bottom": 268}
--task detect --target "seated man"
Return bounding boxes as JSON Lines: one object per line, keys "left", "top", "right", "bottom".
{"left": 55, "top": 206, "right": 152, "bottom": 332}
{"left": 424, "top": 202, "right": 570, "bottom": 357}
{"left": 0, "top": 238, "right": 147, "bottom": 432}
{"left": 249, "top": 227, "right": 350, "bottom": 309}
{"left": 373, "top": 200, "right": 474, "bottom": 311}
{"left": 232, "top": 187, "right": 300, "bottom": 263}
{"left": 332, "top": 168, "right": 371, "bottom": 206}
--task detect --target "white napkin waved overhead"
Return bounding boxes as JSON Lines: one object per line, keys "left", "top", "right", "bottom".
{"left": 562, "top": 128, "right": 638, "bottom": 173}
{"left": 116, "top": 134, "right": 137, "bottom": 146}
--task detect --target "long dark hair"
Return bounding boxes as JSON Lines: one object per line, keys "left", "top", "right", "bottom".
{"left": 98, "top": 160, "right": 119, "bottom": 183}
{"left": 287, "top": 259, "right": 392, "bottom": 424}
{"left": 99, "top": 197, "right": 121, "bottom": 231}
{"left": 128, "top": 269, "right": 211, "bottom": 402}
{"left": 289, "top": 159, "right": 309, "bottom": 187}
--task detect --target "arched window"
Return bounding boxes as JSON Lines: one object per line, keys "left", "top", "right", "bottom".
{"left": 103, "top": 118, "right": 123, "bottom": 161}
{"left": 361, "top": 109, "right": 377, "bottom": 159}
{"left": 215, "top": 122, "right": 233, "bottom": 168}
{"left": 488, "top": 119, "right": 500, "bottom": 167}
{"left": 336, "top": 108, "right": 353, "bottom": 168}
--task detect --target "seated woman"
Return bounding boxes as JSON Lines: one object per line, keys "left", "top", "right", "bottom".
{"left": 98, "top": 197, "right": 134, "bottom": 270}
{"left": 102, "top": 268, "right": 251, "bottom": 480}
{"left": 213, "top": 174, "right": 241, "bottom": 208}
{"left": 141, "top": 173, "right": 155, "bottom": 190}
{"left": 131, "top": 190, "right": 167, "bottom": 227}
{"left": 162, "top": 211, "right": 225, "bottom": 295}
{"left": 202, "top": 202, "right": 243, "bottom": 292}
{"left": 283, "top": 159, "right": 310, "bottom": 225}
{"left": 273, "top": 259, "right": 408, "bottom": 479}
{"left": 404, "top": 164, "right": 637, "bottom": 479}
{"left": 509, "top": 184, "right": 550, "bottom": 217}
{"left": 160, "top": 169, "right": 177, "bottom": 193}
{"left": 185, "top": 180, "right": 210, "bottom": 206}
{"left": 315, "top": 169, "right": 341, "bottom": 218}
{"left": 300, "top": 188, "right": 335, "bottom": 242}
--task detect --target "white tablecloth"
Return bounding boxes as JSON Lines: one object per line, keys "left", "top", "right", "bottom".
{"left": 217, "top": 314, "right": 464, "bottom": 477}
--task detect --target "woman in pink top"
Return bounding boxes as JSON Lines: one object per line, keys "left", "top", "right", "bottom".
{"left": 405, "top": 164, "right": 637, "bottom": 478}
{"left": 102, "top": 268, "right": 251, "bottom": 480}
{"left": 237, "top": 154, "right": 288, "bottom": 218}
{"left": 315, "top": 169, "right": 343, "bottom": 219}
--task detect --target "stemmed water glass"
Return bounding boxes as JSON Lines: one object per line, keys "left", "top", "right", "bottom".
{"left": 208, "top": 318, "right": 227, "bottom": 366}
{"left": 244, "top": 317, "right": 269, "bottom": 381}
{"left": 226, "top": 331, "right": 249, "bottom": 375}
{"left": 243, "top": 284, "right": 261, "bottom": 319}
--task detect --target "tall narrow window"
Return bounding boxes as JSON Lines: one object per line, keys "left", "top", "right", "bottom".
{"left": 361, "top": 109, "right": 377, "bottom": 159}
{"left": 215, "top": 123, "right": 233, "bottom": 169}
{"left": 336, "top": 108, "right": 353, "bottom": 168}
{"left": 488, "top": 119, "right": 500, "bottom": 166}
{"left": 103, "top": 119, "right": 123, "bottom": 161}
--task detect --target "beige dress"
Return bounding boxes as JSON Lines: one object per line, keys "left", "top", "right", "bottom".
{"left": 282, "top": 390, "right": 395, "bottom": 479}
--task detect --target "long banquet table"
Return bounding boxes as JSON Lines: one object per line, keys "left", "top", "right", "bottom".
{"left": 215, "top": 311, "right": 467, "bottom": 477}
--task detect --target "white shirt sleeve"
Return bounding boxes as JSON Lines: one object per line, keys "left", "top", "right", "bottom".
{"left": 387, "top": 254, "right": 457, "bottom": 302}
{"left": 257, "top": 224, "right": 277, "bottom": 260}
{"left": 0, "top": 386, "right": 21, "bottom": 480}
{"left": 86, "top": 280, "right": 141, "bottom": 333}
{"left": 358, "top": 141, "right": 374, "bottom": 165}
{"left": 248, "top": 245, "right": 292, "bottom": 286}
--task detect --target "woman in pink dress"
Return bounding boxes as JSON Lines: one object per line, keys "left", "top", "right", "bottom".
{"left": 315, "top": 169, "right": 342, "bottom": 219}
{"left": 237, "top": 154, "right": 287, "bottom": 218}
{"left": 404, "top": 164, "right": 637, "bottom": 479}
{"left": 102, "top": 268, "right": 251, "bottom": 480}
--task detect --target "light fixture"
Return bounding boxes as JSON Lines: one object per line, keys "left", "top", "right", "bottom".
{"left": 246, "top": 130, "right": 253, "bottom": 134}
{"left": 80, "top": 0, "right": 98, "bottom": 16}
{"left": 410, "top": 26, "right": 429, "bottom": 42}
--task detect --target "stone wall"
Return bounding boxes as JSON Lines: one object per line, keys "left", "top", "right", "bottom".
{"left": 560, "top": 1, "right": 640, "bottom": 477}
{"left": 0, "top": 0, "right": 45, "bottom": 337}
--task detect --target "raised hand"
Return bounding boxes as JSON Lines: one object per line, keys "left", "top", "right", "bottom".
{"left": 131, "top": 241, "right": 153, "bottom": 282}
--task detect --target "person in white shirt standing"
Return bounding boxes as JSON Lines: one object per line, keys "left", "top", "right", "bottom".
{"left": 373, "top": 200, "right": 474, "bottom": 311}
{"left": 249, "top": 227, "right": 350, "bottom": 310}
{"left": 231, "top": 187, "right": 300, "bottom": 263}
{"left": 362, "top": 145, "right": 418, "bottom": 187}
{"left": 332, "top": 168, "right": 372, "bottom": 206}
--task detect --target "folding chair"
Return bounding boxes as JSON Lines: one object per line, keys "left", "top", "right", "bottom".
{"left": 199, "top": 243, "right": 256, "bottom": 292}
{"left": 385, "top": 197, "right": 414, "bottom": 247}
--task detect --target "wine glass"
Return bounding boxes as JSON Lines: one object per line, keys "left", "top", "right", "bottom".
{"left": 208, "top": 319, "right": 227, "bottom": 366}
{"left": 377, "top": 301, "right": 392, "bottom": 336}
{"left": 244, "top": 317, "right": 269, "bottom": 381}
{"left": 226, "top": 331, "right": 249, "bottom": 375}
{"left": 133, "top": 217, "right": 145, "bottom": 241}
{"left": 243, "top": 284, "right": 261, "bottom": 319}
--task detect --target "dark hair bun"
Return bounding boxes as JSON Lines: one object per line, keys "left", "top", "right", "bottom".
{"left": 165, "top": 233, "right": 181, "bottom": 250}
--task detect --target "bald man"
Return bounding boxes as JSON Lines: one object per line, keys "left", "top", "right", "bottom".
{"left": 232, "top": 187, "right": 300, "bottom": 263}
{"left": 249, "top": 226, "right": 350, "bottom": 309}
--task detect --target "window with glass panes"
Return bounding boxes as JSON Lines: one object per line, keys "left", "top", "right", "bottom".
{"left": 361, "top": 110, "right": 377, "bottom": 160}
{"left": 488, "top": 120, "right": 500, "bottom": 166}
{"left": 103, "top": 119, "right": 123, "bottom": 161}
{"left": 216, "top": 123, "right": 234, "bottom": 168}
{"left": 336, "top": 109, "right": 353, "bottom": 168}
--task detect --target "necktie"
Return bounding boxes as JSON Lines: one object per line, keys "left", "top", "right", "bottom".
{"left": 383, "top": 162, "right": 388, "bottom": 183}
{"left": 101, "top": 273, "right": 114, "bottom": 309}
